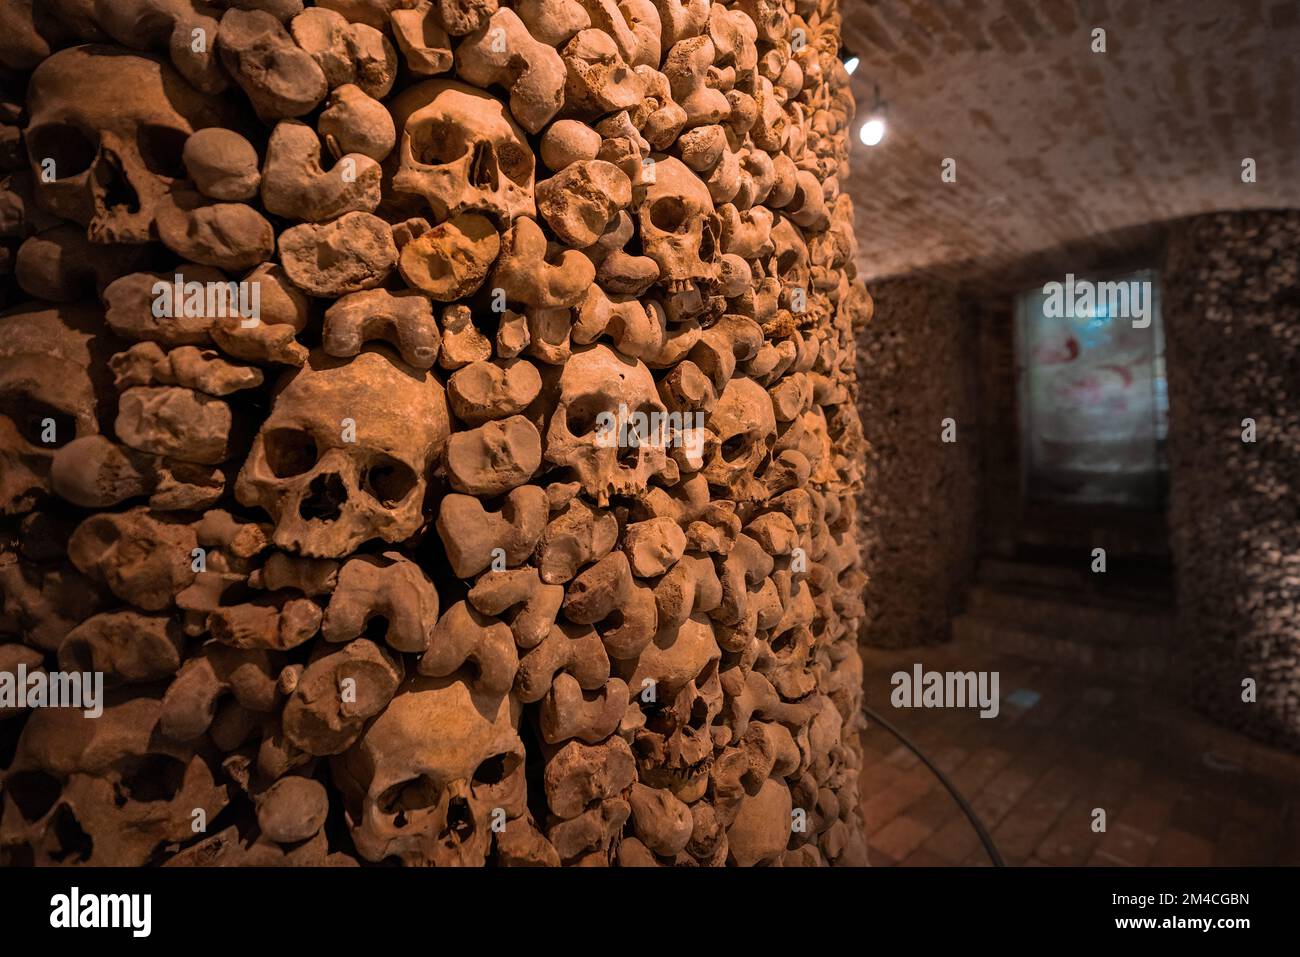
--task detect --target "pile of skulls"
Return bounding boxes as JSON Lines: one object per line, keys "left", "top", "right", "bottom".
{"left": 0, "top": 0, "right": 871, "bottom": 866}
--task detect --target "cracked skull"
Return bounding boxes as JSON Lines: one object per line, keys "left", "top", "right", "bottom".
{"left": 545, "top": 344, "right": 671, "bottom": 505}
{"left": 332, "top": 675, "right": 525, "bottom": 866}
{"left": 390, "top": 79, "right": 536, "bottom": 226}
{"left": 24, "top": 45, "right": 228, "bottom": 245}
{"left": 235, "top": 348, "right": 450, "bottom": 559}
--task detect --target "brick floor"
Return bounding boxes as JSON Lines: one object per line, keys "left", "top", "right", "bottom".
{"left": 858, "top": 643, "right": 1300, "bottom": 866}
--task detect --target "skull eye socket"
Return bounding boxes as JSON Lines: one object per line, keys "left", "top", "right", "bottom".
{"left": 48, "top": 805, "right": 93, "bottom": 864}
{"left": 4, "top": 770, "right": 62, "bottom": 822}
{"left": 361, "top": 456, "right": 418, "bottom": 507}
{"left": 563, "top": 394, "right": 615, "bottom": 437}
{"left": 26, "top": 122, "right": 98, "bottom": 179}
{"left": 136, "top": 124, "right": 190, "bottom": 179}
{"left": 113, "top": 754, "right": 188, "bottom": 805}
{"left": 473, "top": 751, "right": 521, "bottom": 788}
{"left": 0, "top": 392, "right": 78, "bottom": 448}
{"left": 262, "top": 428, "right": 319, "bottom": 478}
{"left": 408, "top": 120, "right": 468, "bottom": 166}
{"left": 494, "top": 142, "right": 533, "bottom": 186}
{"left": 649, "top": 196, "right": 688, "bottom": 233}
{"left": 378, "top": 777, "right": 437, "bottom": 825}
{"left": 721, "top": 433, "right": 752, "bottom": 462}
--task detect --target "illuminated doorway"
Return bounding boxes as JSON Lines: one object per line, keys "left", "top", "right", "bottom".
{"left": 1016, "top": 269, "right": 1168, "bottom": 508}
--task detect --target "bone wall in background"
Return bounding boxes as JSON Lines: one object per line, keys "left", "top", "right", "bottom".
{"left": 0, "top": 0, "right": 871, "bottom": 866}
{"left": 854, "top": 277, "right": 978, "bottom": 648}
{"left": 1164, "top": 209, "right": 1300, "bottom": 752}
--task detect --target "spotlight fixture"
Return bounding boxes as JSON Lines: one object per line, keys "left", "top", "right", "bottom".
{"left": 859, "top": 116, "right": 885, "bottom": 146}
{"left": 843, "top": 54, "right": 860, "bottom": 75}
{"left": 857, "top": 82, "right": 888, "bottom": 147}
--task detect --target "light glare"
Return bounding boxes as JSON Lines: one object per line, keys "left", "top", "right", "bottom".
{"left": 859, "top": 117, "right": 886, "bottom": 146}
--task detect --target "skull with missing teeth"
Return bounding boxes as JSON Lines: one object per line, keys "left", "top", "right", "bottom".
{"left": 638, "top": 155, "right": 721, "bottom": 295}
{"left": 333, "top": 676, "right": 526, "bottom": 866}
{"left": 545, "top": 344, "right": 672, "bottom": 505}
{"left": 236, "top": 349, "right": 449, "bottom": 559}
{"left": 390, "top": 79, "right": 536, "bottom": 225}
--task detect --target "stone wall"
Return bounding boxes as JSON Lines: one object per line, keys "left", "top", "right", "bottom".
{"left": 1164, "top": 209, "right": 1300, "bottom": 749}
{"left": 855, "top": 277, "right": 979, "bottom": 647}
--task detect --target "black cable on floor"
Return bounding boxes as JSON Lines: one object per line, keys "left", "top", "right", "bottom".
{"left": 861, "top": 702, "right": 1006, "bottom": 867}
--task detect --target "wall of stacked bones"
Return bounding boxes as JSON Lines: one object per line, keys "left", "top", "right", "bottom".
{"left": 1164, "top": 210, "right": 1300, "bottom": 752}
{"left": 854, "top": 277, "right": 978, "bottom": 649}
{"left": 0, "top": 0, "right": 871, "bottom": 866}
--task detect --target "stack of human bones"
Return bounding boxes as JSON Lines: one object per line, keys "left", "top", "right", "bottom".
{"left": 0, "top": 0, "right": 872, "bottom": 866}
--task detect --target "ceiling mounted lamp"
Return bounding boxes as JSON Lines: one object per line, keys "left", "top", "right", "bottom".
{"left": 841, "top": 49, "right": 860, "bottom": 75}
{"left": 858, "top": 82, "right": 888, "bottom": 147}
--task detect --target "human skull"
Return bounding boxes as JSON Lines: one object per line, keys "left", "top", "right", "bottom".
{"left": 545, "top": 344, "right": 671, "bottom": 505}
{"left": 0, "top": 697, "right": 226, "bottom": 866}
{"left": 629, "top": 616, "right": 723, "bottom": 799}
{"left": 236, "top": 348, "right": 450, "bottom": 559}
{"left": 638, "top": 155, "right": 721, "bottom": 294}
{"left": 0, "top": 304, "right": 110, "bottom": 515}
{"left": 702, "top": 376, "right": 776, "bottom": 491}
{"left": 24, "top": 46, "right": 228, "bottom": 244}
{"left": 390, "top": 79, "right": 536, "bottom": 226}
{"left": 332, "top": 675, "right": 526, "bottom": 866}
{"left": 769, "top": 213, "right": 810, "bottom": 304}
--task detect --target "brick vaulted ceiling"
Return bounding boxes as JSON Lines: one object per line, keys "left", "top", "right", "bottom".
{"left": 840, "top": 0, "right": 1300, "bottom": 285}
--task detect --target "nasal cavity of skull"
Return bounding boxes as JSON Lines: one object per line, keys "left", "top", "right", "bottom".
{"left": 686, "top": 665, "right": 717, "bottom": 722}
{"left": 444, "top": 795, "right": 474, "bottom": 842}
{"left": 136, "top": 125, "right": 190, "bottom": 179}
{"left": 97, "top": 149, "right": 141, "bottom": 214}
{"left": 623, "top": 403, "right": 666, "bottom": 462}
{"left": 48, "top": 805, "right": 93, "bottom": 864}
{"left": 113, "top": 754, "right": 188, "bottom": 806}
{"left": 649, "top": 196, "right": 688, "bottom": 233}
{"left": 299, "top": 472, "right": 348, "bottom": 523}
{"left": 700, "top": 220, "right": 718, "bottom": 260}
{"left": 361, "top": 456, "right": 417, "bottom": 507}
{"left": 26, "top": 123, "right": 98, "bottom": 179}
{"left": 0, "top": 394, "right": 77, "bottom": 447}
{"left": 468, "top": 140, "right": 500, "bottom": 191}
{"left": 263, "top": 428, "right": 319, "bottom": 478}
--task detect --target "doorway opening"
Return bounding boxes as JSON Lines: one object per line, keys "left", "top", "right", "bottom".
{"left": 1016, "top": 269, "right": 1168, "bottom": 509}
